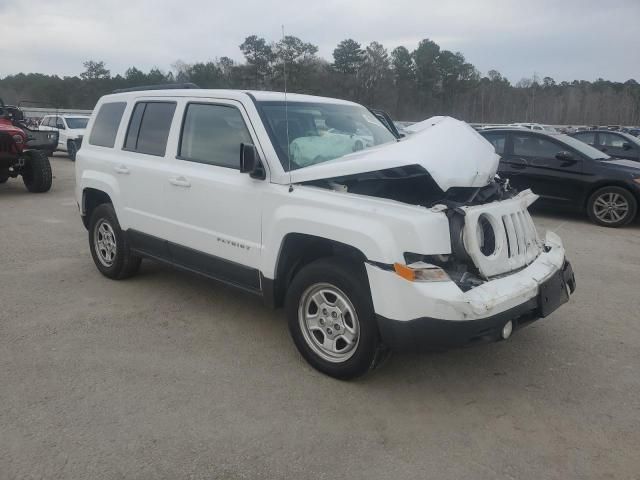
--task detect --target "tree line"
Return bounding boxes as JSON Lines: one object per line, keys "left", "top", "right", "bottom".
{"left": 1, "top": 35, "right": 639, "bottom": 125}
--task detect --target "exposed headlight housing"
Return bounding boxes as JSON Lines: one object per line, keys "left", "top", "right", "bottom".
{"left": 475, "top": 213, "right": 497, "bottom": 257}
{"left": 12, "top": 134, "right": 24, "bottom": 144}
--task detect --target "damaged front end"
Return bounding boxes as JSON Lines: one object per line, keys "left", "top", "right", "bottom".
{"left": 294, "top": 116, "right": 554, "bottom": 294}
{"left": 302, "top": 164, "right": 528, "bottom": 292}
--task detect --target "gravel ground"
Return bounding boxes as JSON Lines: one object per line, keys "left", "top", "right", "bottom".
{"left": 1, "top": 155, "right": 639, "bottom": 479}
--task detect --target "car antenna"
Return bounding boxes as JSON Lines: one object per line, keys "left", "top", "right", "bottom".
{"left": 282, "top": 25, "right": 293, "bottom": 192}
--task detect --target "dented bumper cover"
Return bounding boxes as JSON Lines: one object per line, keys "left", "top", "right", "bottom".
{"left": 366, "top": 231, "right": 575, "bottom": 350}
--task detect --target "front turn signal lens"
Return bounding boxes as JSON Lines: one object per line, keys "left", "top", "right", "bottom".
{"left": 393, "top": 261, "right": 450, "bottom": 282}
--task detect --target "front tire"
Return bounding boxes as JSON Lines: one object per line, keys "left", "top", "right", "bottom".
{"left": 587, "top": 186, "right": 637, "bottom": 227}
{"left": 88, "top": 204, "right": 141, "bottom": 279}
{"left": 22, "top": 150, "right": 52, "bottom": 193}
{"left": 285, "top": 257, "right": 383, "bottom": 380}
{"left": 67, "top": 140, "right": 78, "bottom": 161}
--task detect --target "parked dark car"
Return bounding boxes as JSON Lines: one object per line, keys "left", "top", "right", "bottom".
{"left": 480, "top": 128, "right": 640, "bottom": 227}
{"left": 570, "top": 130, "right": 640, "bottom": 162}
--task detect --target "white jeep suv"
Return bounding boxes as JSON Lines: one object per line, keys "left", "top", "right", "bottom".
{"left": 75, "top": 86, "right": 576, "bottom": 379}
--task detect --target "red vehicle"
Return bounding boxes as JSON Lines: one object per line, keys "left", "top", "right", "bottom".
{"left": 0, "top": 99, "right": 56, "bottom": 192}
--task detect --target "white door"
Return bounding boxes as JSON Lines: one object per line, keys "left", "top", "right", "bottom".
{"left": 54, "top": 116, "right": 69, "bottom": 150}
{"left": 113, "top": 100, "right": 179, "bottom": 243}
{"left": 163, "top": 100, "right": 265, "bottom": 288}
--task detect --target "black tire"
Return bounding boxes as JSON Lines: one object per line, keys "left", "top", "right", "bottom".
{"left": 587, "top": 186, "right": 637, "bottom": 227}
{"left": 0, "top": 173, "right": 8, "bottom": 184}
{"left": 285, "top": 256, "right": 384, "bottom": 380}
{"left": 22, "top": 150, "right": 52, "bottom": 193}
{"left": 88, "top": 204, "right": 141, "bottom": 279}
{"left": 67, "top": 140, "right": 77, "bottom": 161}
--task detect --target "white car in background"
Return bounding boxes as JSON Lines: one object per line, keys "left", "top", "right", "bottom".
{"left": 39, "top": 114, "right": 90, "bottom": 160}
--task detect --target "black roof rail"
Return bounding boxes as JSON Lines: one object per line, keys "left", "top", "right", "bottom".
{"left": 111, "top": 83, "right": 200, "bottom": 94}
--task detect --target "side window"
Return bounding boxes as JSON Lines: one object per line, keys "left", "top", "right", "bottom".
{"left": 599, "top": 132, "right": 626, "bottom": 148}
{"left": 573, "top": 131, "right": 595, "bottom": 145}
{"left": 178, "top": 103, "right": 252, "bottom": 169}
{"left": 512, "top": 134, "right": 561, "bottom": 159}
{"left": 481, "top": 132, "right": 506, "bottom": 155}
{"left": 124, "top": 102, "right": 176, "bottom": 156}
{"left": 89, "top": 102, "right": 127, "bottom": 148}
{"left": 56, "top": 117, "right": 65, "bottom": 129}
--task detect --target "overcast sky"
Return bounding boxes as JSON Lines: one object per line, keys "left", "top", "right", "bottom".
{"left": 1, "top": 0, "right": 638, "bottom": 83}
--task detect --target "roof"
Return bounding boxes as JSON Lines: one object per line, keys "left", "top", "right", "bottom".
{"left": 101, "top": 88, "right": 358, "bottom": 106}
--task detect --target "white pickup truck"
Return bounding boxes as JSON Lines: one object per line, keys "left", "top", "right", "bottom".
{"left": 39, "top": 114, "right": 89, "bottom": 160}
{"left": 75, "top": 86, "right": 575, "bottom": 379}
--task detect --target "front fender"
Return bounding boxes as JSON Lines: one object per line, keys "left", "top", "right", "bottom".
{"left": 260, "top": 187, "right": 452, "bottom": 278}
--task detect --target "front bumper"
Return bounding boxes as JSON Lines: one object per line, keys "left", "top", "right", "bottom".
{"left": 366, "top": 231, "right": 575, "bottom": 350}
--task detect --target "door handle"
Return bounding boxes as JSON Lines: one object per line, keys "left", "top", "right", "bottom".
{"left": 114, "top": 165, "right": 130, "bottom": 174}
{"left": 169, "top": 176, "right": 191, "bottom": 188}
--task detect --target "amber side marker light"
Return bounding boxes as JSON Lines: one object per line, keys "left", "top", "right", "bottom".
{"left": 393, "top": 262, "right": 449, "bottom": 282}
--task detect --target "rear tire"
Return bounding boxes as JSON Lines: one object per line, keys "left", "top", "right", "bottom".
{"left": 0, "top": 172, "right": 8, "bottom": 184}
{"left": 285, "top": 257, "right": 383, "bottom": 380}
{"left": 22, "top": 150, "right": 52, "bottom": 193}
{"left": 88, "top": 204, "right": 141, "bottom": 279}
{"left": 587, "top": 186, "right": 637, "bottom": 227}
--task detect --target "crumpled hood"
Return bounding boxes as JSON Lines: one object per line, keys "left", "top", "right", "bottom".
{"left": 288, "top": 116, "right": 499, "bottom": 191}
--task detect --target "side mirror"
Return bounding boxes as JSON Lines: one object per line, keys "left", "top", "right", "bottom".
{"left": 555, "top": 151, "right": 575, "bottom": 162}
{"left": 240, "top": 143, "right": 265, "bottom": 180}
{"left": 623, "top": 142, "right": 633, "bottom": 151}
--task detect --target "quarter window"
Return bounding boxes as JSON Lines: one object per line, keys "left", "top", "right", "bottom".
{"left": 178, "top": 103, "right": 252, "bottom": 169}
{"left": 89, "top": 102, "right": 127, "bottom": 148}
{"left": 124, "top": 102, "right": 176, "bottom": 156}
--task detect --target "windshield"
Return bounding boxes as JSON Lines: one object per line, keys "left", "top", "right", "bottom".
{"left": 65, "top": 117, "right": 89, "bottom": 129}
{"left": 256, "top": 101, "right": 397, "bottom": 171}
{"left": 556, "top": 134, "right": 611, "bottom": 160}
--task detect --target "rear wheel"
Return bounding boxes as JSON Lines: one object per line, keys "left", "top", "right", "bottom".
{"left": 0, "top": 172, "right": 8, "bottom": 184}
{"left": 587, "top": 186, "right": 637, "bottom": 227}
{"left": 285, "top": 257, "right": 383, "bottom": 380}
{"left": 22, "top": 150, "right": 52, "bottom": 193}
{"left": 88, "top": 204, "right": 141, "bottom": 279}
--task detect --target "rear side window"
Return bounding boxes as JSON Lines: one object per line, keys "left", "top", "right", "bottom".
{"left": 178, "top": 103, "right": 252, "bottom": 169}
{"left": 89, "top": 102, "right": 127, "bottom": 148}
{"left": 573, "top": 131, "right": 595, "bottom": 145}
{"left": 481, "top": 132, "right": 506, "bottom": 155}
{"left": 124, "top": 102, "right": 176, "bottom": 156}
{"left": 513, "top": 134, "right": 561, "bottom": 159}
